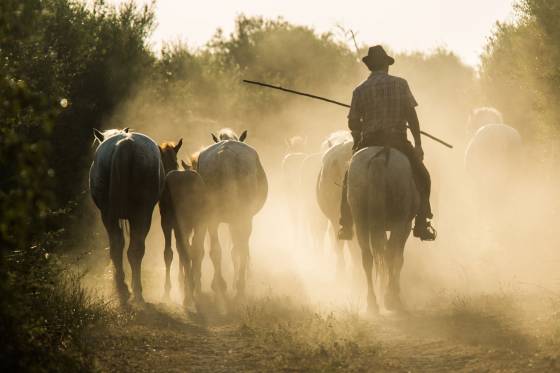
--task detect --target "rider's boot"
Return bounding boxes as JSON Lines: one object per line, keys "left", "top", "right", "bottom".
{"left": 413, "top": 216, "right": 436, "bottom": 241}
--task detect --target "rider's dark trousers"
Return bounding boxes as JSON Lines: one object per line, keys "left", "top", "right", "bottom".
{"left": 339, "top": 131, "right": 432, "bottom": 229}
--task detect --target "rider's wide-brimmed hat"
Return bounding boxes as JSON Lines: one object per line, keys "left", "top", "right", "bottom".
{"left": 362, "top": 45, "right": 395, "bottom": 68}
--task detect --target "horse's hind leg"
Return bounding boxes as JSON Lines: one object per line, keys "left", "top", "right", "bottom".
{"left": 355, "top": 220, "right": 378, "bottom": 314}
{"left": 190, "top": 224, "right": 205, "bottom": 299}
{"left": 329, "top": 218, "right": 346, "bottom": 277}
{"left": 384, "top": 224, "right": 411, "bottom": 312}
{"left": 161, "top": 211, "right": 173, "bottom": 300}
{"left": 102, "top": 212, "right": 129, "bottom": 305}
{"left": 208, "top": 222, "right": 227, "bottom": 296}
{"left": 174, "top": 228, "right": 193, "bottom": 311}
{"left": 231, "top": 217, "right": 252, "bottom": 300}
{"left": 128, "top": 210, "right": 152, "bottom": 303}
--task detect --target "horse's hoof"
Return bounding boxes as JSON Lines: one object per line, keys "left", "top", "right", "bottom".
{"left": 367, "top": 303, "right": 379, "bottom": 315}
{"left": 367, "top": 295, "right": 379, "bottom": 315}
{"left": 385, "top": 294, "right": 405, "bottom": 312}
{"left": 131, "top": 294, "right": 146, "bottom": 307}
{"left": 117, "top": 285, "right": 131, "bottom": 306}
{"left": 184, "top": 301, "right": 197, "bottom": 315}
{"left": 211, "top": 279, "right": 227, "bottom": 294}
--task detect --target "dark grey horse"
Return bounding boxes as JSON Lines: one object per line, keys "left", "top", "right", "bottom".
{"left": 90, "top": 128, "right": 165, "bottom": 304}
{"left": 160, "top": 160, "right": 207, "bottom": 312}
{"left": 347, "top": 146, "right": 419, "bottom": 313}
{"left": 193, "top": 129, "right": 268, "bottom": 303}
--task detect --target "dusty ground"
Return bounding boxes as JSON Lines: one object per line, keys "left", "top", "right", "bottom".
{"left": 79, "top": 183, "right": 560, "bottom": 372}
{"left": 86, "top": 289, "right": 560, "bottom": 372}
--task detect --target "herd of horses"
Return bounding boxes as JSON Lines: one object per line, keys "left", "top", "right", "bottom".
{"left": 89, "top": 107, "right": 521, "bottom": 314}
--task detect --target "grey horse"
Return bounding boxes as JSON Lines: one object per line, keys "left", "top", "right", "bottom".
{"left": 193, "top": 128, "right": 268, "bottom": 302}
{"left": 316, "top": 132, "right": 361, "bottom": 274}
{"left": 347, "top": 146, "right": 419, "bottom": 313}
{"left": 90, "top": 128, "right": 165, "bottom": 304}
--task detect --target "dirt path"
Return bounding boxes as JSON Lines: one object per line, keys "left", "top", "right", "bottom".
{"left": 88, "top": 294, "right": 560, "bottom": 372}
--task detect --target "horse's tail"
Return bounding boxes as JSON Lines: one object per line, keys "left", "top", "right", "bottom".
{"left": 109, "top": 137, "right": 134, "bottom": 224}
{"left": 368, "top": 151, "right": 387, "bottom": 281}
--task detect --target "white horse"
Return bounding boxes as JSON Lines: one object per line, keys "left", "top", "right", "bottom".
{"left": 193, "top": 128, "right": 268, "bottom": 302}
{"left": 299, "top": 131, "right": 350, "bottom": 253}
{"left": 316, "top": 132, "right": 361, "bottom": 274}
{"left": 90, "top": 128, "right": 165, "bottom": 304}
{"left": 347, "top": 146, "right": 419, "bottom": 313}
{"left": 282, "top": 136, "right": 309, "bottom": 243}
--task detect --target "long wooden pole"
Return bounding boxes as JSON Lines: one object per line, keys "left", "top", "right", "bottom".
{"left": 242, "top": 79, "right": 453, "bottom": 149}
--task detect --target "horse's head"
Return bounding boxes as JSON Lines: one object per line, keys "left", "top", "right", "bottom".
{"left": 467, "top": 107, "right": 503, "bottom": 138}
{"left": 159, "top": 139, "right": 183, "bottom": 174}
{"left": 285, "top": 136, "right": 307, "bottom": 153}
{"left": 211, "top": 128, "right": 248, "bottom": 143}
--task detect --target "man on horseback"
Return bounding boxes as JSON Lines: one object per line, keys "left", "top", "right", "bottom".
{"left": 338, "top": 45, "right": 436, "bottom": 241}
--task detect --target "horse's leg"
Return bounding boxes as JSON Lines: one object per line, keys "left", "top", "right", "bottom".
{"left": 208, "top": 221, "right": 227, "bottom": 296}
{"left": 161, "top": 211, "right": 173, "bottom": 300}
{"left": 190, "top": 223, "right": 206, "bottom": 299}
{"left": 349, "top": 238, "right": 363, "bottom": 287}
{"left": 355, "top": 219, "right": 378, "bottom": 314}
{"left": 231, "top": 217, "right": 252, "bottom": 300}
{"left": 102, "top": 212, "right": 129, "bottom": 305}
{"left": 128, "top": 210, "right": 152, "bottom": 303}
{"left": 384, "top": 223, "right": 411, "bottom": 312}
{"left": 174, "top": 228, "right": 193, "bottom": 311}
{"left": 173, "top": 228, "right": 185, "bottom": 293}
{"left": 330, "top": 218, "right": 345, "bottom": 277}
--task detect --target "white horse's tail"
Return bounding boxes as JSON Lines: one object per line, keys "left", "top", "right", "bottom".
{"left": 368, "top": 151, "right": 387, "bottom": 281}
{"left": 109, "top": 137, "right": 134, "bottom": 223}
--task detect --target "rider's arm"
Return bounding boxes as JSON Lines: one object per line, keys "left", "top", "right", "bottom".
{"left": 348, "top": 90, "right": 362, "bottom": 146}
{"left": 406, "top": 106, "right": 421, "bottom": 148}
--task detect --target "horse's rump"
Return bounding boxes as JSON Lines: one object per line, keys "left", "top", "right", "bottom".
{"left": 92, "top": 132, "right": 164, "bottom": 222}
{"left": 164, "top": 169, "right": 207, "bottom": 229}
{"left": 317, "top": 139, "right": 353, "bottom": 220}
{"left": 197, "top": 141, "right": 267, "bottom": 219}
{"left": 348, "top": 147, "right": 418, "bottom": 230}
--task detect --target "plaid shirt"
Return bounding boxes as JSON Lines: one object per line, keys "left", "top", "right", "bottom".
{"left": 348, "top": 71, "right": 417, "bottom": 136}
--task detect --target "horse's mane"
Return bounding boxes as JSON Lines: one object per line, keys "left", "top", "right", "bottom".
{"left": 103, "top": 129, "right": 126, "bottom": 138}
{"left": 287, "top": 136, "right": 306, "bottom": 152}
{"left": 321, "top": 130, "right": 352, "bottom": 151}
{"left": 159, "top": 141, "right": 177, "bottom": 151}
{"left": 190, "top": 150, "right": 202, "bottom": 170}
{"left": 218, "top": 128, "right": 239, "bottom": 141}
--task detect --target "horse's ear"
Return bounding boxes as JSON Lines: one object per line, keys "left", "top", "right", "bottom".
{"left": 174, "top": 138, "right": 183, "bottom": 153}
{"left": 211, "top": 133, "right": 219, "bottom": 143}
{"left": 327, "top": 140, "right": 333, "bottom": 148}
{"left": 239, "top": 130, "right": 248, "bottom": 142}
{"left": 123, "top": 127, "right": 129, "bottom": 133}
{"left": 93, "top": 128, "right": 104, "bottom": 142}
{"left": 181, "top": 160, "right": 191, "bottom": 169}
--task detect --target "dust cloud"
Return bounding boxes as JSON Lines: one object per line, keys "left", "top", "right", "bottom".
{"left": 82, "top": 43, "right": 560, "bottom": 333}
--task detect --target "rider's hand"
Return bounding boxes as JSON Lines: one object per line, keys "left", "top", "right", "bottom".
{"left": 414, "top": 146, "right": 424, "bottom": 160}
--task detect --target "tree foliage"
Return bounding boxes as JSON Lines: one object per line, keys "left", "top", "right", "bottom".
{"left": 481, "top": 0, "right": 560, "bottom": 147}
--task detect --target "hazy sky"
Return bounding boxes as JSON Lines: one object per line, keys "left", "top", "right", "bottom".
{"left": 110, "top": 0, "right": 517, "bottom": 66}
